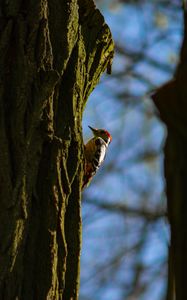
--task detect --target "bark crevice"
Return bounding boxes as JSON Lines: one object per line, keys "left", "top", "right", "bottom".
{"left": 0, "top": 0, "right": 114, "bottom": 299}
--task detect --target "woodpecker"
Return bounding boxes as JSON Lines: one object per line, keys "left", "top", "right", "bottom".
{"left": 83, "top": 126, "right": 112, "bottom": 189}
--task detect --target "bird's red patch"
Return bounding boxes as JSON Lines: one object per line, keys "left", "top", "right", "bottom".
{"left": 105, "top": 130, "right": 112, "bottom": 141}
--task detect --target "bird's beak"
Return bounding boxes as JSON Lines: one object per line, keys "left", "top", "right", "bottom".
{"left": 88, "top": 125, "right": 98, "bottom": 134}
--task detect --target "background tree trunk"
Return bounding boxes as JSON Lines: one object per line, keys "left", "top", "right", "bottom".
{"left": 152, "top": 8, "right": 187, "bottom": 300}
{"left": 0, "top": 0, "right": 114, "bottom": 299}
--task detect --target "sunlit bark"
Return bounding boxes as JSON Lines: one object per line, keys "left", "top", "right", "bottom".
{"left": 0, "top": 0, "right": 114, "bottom": 299}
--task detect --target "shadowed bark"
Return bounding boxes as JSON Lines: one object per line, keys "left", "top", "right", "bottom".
{"left": 0, "top": 0, "right": 114, "bottom": 299}
{"left": 152, "top": 8, "right": 187, "bottom": 300}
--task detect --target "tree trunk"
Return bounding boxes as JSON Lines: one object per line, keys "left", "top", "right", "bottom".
{"left": 0, "top": 0, "right": 114, "bottom": 299}
{"left": 152, "top": 9, "right": 187, "bottom": 300}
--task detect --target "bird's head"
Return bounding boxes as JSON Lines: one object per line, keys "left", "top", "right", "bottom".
{"left": 88, "top": 126, "right": 112, "bottom": 145}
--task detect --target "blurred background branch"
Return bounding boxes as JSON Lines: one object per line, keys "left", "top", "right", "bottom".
{"left": 81, "top": 0, "right": 183, "bottom": 299}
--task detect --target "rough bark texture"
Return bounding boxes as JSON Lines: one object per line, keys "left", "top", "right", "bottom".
{"left": 0, "top": 0, "right": 114, "bottom": 299}
{"left": 152, "top": 9, "right": 187, "bottom": 300}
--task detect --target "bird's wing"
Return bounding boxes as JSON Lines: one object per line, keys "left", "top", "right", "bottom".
{"left": 92, "top": 137, "right": 107, "bottom": 170}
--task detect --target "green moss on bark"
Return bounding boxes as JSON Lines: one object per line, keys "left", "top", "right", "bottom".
{"left": 0, "top": 0, "right": 114, "bottom": 299}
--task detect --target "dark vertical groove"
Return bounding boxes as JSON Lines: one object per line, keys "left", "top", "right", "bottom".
{"left": 0, "top": 0, "right": 114, "bottom": 299}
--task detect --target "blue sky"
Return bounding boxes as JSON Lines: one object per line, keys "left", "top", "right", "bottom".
{"left": 81, "top": 1, "right": 183, "bottom": 299}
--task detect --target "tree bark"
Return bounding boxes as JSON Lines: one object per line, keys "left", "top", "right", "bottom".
{"left": 152, "top": 9, "right": 187, "bottom": 300}
{"left": 0, "top": 0, "right": 114, "bottom": 299}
